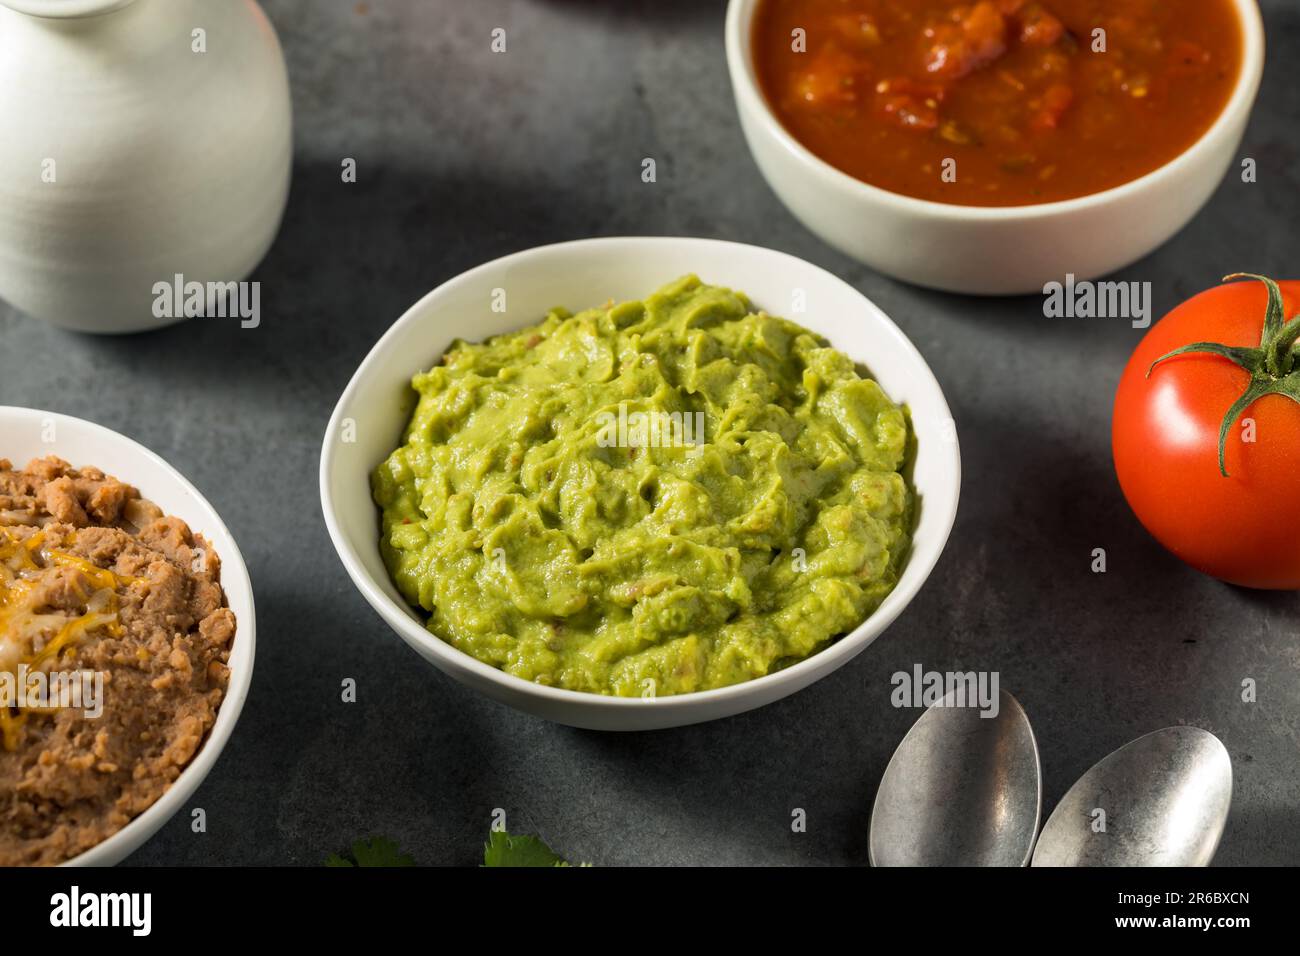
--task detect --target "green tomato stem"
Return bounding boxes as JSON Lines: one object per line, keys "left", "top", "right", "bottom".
{"left": 1149, "top": 274, "right": 1300, "bottom": 478}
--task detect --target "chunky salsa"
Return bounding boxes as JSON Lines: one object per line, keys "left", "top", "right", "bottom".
{"left": 752, "top": 0, "right": 1243, "bottom": 206}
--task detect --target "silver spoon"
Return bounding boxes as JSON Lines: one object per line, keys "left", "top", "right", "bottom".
{"left": 870, "top": 690, "right": 1042, "bottom": 866}
{"left": 1032, "top": 726, "right": 1232, "bottom": 867}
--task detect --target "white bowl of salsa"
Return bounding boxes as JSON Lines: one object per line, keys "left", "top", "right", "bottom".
{"left": 320, "top": 238, "right": 961, "bottom": 731}
{"left": 726, "top": 0, "right": 1265, "bottom": 294}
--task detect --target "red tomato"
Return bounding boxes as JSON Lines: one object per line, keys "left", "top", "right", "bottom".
{"left": 1112, "top": 277, "right": 1300, "bottom": 589}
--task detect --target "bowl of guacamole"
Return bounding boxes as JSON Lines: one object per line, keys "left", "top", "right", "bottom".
{"left": 321, "top": 238, "right": 960, "bottom": 730}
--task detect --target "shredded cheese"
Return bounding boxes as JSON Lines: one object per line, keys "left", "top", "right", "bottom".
{"left": 0, "top": 527, "right": 134, "bottom": 751}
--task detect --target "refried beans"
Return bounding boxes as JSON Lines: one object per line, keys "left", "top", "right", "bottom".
{"left": 0, "top": 457, "right": 236, "bottom": 866}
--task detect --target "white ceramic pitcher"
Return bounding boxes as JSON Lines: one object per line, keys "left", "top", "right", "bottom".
{"left": 0, "top": 0, "right": 292, "bottom": 334}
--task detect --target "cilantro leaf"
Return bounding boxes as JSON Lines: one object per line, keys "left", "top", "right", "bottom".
{"left": 325, "top": 830, "right": 587, "bottom": 867}
{"left": 483, "top": 830, "right": 578, "bottom": 867}
{"left": 325, "top": 836, "right": 416, "bottom": 867}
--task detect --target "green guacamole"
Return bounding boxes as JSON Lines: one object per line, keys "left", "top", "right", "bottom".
{"left": 373, "top": 276, "right": 914, "bottom": 697}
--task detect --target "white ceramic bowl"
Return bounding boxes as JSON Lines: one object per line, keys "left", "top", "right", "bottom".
{"left": 320, "top": 238, "right": 960, "bottom": 731}
{"left": 0, "top": 406, "right": 256, "bottom": 865}
{"left": 726, "top": 0, "right": 1266, "bottom": 294}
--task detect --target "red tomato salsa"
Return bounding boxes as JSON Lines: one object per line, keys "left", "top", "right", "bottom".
{"left": 752, "top": 0, "right": 1244, "bottom": 206}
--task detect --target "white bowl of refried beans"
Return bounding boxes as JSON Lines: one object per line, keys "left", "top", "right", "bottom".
{"left": 0, "top": 406, "right": 255, "bottom": 866}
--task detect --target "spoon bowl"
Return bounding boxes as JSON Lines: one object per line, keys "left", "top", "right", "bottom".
{"left": 1032, "top": 726, "right": 1232, "bottom": 867}
{"left": 870, "top": 690, "right": 1042, "bottom": 867}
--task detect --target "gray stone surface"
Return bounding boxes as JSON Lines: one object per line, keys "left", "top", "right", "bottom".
{"left": 1, "top": 0, "right": 1297, "bottom": 867}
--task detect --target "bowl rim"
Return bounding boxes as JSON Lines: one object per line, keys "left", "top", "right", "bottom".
{"left": 724, "top": 0, "right": 1266, "bottom": 220}
{"left": 0, "top": 405, "right": 257, "bottom": 866}
{"left": 0, "top": 0, "right": 138, "bottom": 19}
{"left": 320, "top": 236, "right": 961, "bottom": 713}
